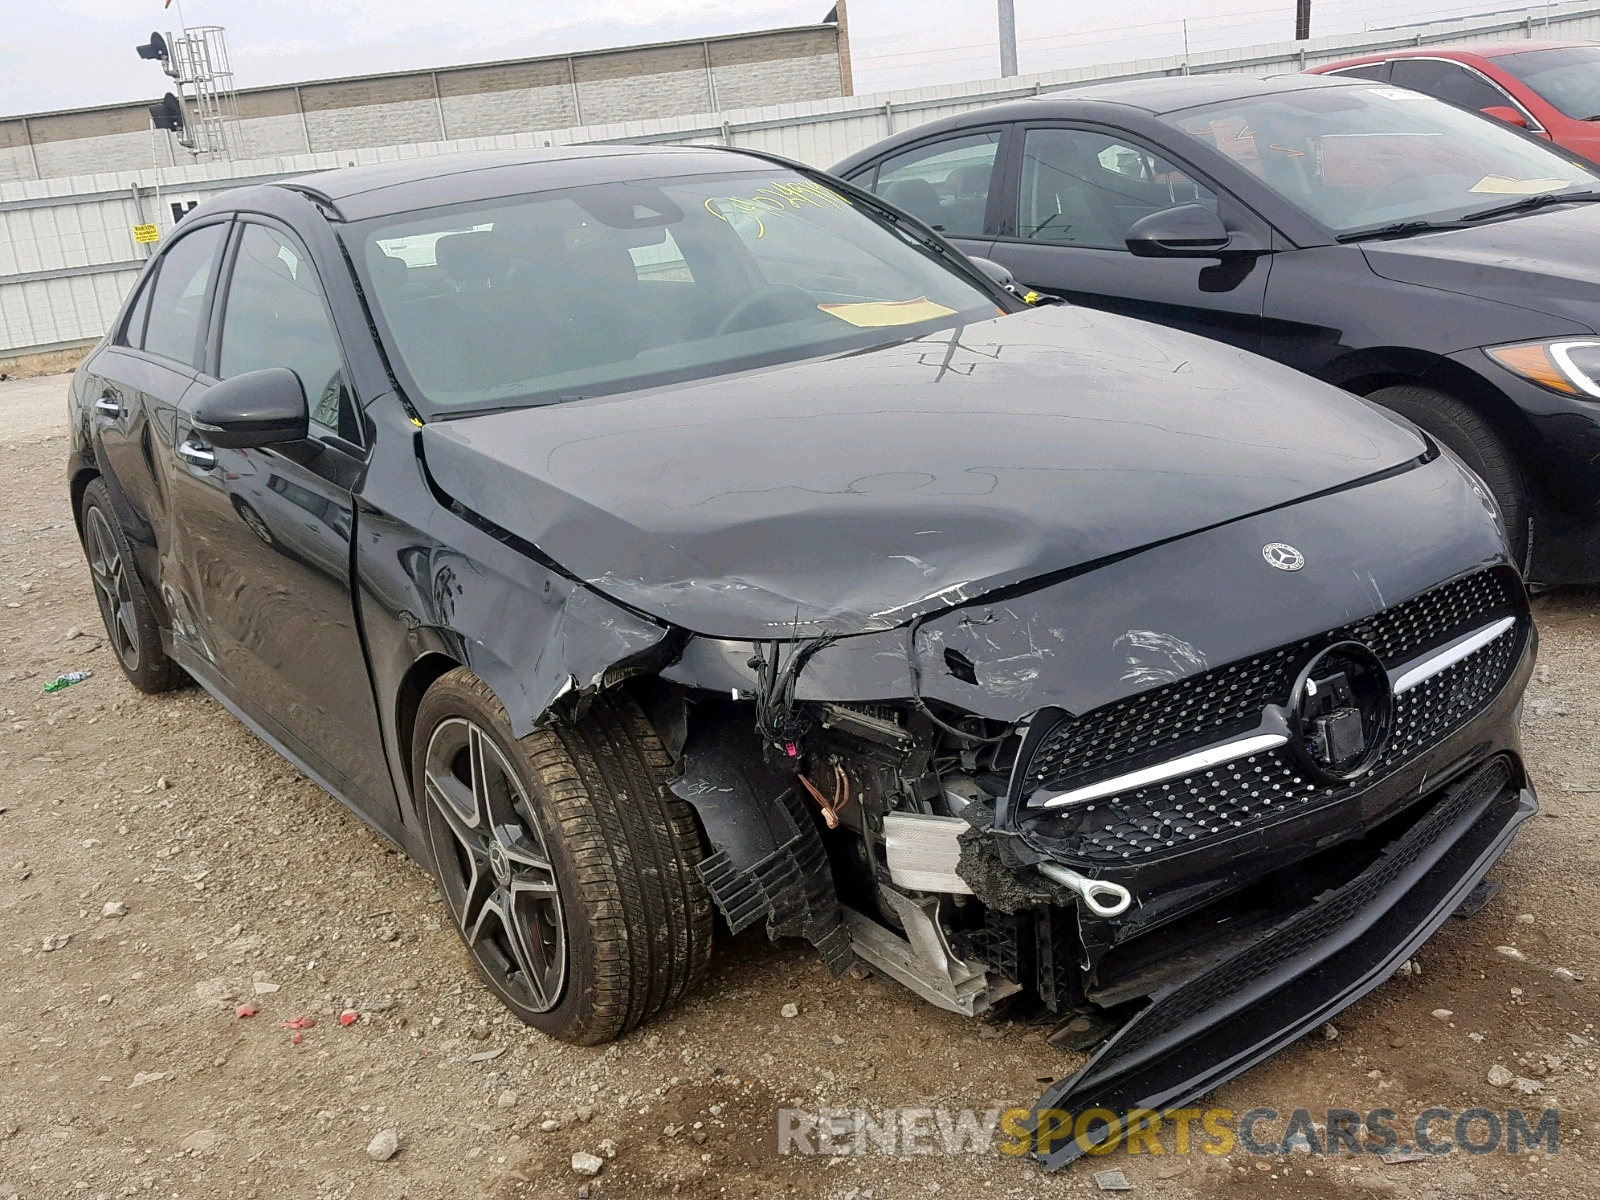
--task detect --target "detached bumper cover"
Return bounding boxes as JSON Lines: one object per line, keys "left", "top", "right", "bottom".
{"left": 1032, "top": 754, "right": 1533, "bottom": 1170}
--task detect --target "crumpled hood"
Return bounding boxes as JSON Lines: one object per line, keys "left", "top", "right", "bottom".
{"left": 1361, "top": 204, "right": 1600, "bottom": 331}
{"left": 420, "top": 304, "right": 1426, "bottom": 638}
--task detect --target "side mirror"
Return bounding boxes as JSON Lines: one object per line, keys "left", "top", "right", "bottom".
{"left": 1125, "top": 204, "right": 1232, "bottom": 258}
{"left": 1481, "top": 104, "right": 1529, "bottom": 128}
{"left": 192, "top": 367, "right": 309, "bottom": 449}
{"left": 968, "top": 255, "right": 1020, "bottom": 294}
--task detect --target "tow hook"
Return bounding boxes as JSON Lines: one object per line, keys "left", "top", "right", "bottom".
{"left": 1038, "top": 863, "right": 1133, "bottom": 917}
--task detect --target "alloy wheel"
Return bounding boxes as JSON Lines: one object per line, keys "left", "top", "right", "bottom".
{"left": 85, "top": 505, "right": 140, "bottom": 671}
{"left": 422, "top": 717, "right": 566, "bottom": 1013}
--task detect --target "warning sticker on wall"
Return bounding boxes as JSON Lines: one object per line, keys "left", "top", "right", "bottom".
{"left": 133, "top": 223, "right": 160, "bottom": 244}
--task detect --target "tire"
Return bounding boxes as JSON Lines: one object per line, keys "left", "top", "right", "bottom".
{"left": 412, "top": 669, "right": 713, "bottom": 1044}
{"left": 1367, "top": 384, "right": 1530, "bottom": 567}
{"left": 79, "top": 477, "right": 187, "bottom": 693}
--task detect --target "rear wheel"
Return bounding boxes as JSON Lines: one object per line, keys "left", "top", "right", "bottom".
{"left": 413, "top": 670, "right": 712, "bottom": 1044}
{"left": 1367, "top": 384, "right": 1530, "bottom": 567}
{"left": 79, "top": 477, "right": 186, "bottom": 693}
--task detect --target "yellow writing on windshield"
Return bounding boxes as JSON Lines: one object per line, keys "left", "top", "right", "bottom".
{"left": 705, "top": 180, "right": 852, "bottom": 237}
{"left": 1470, "top": 175, "right": 1580, "bottom": 195}
{"left": 818, "top": 297, "right": 957, "bottom": 327}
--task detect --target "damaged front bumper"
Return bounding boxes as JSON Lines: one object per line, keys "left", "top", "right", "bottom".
{"left": 1028, "top": 752, "right": 1535, "bottom": 1170}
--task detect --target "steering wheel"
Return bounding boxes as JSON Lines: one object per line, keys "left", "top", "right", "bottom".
{"left": 714, "top": 285, "right": 816, "bottom": 337}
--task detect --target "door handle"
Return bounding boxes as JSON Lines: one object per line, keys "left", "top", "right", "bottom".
{"left": 95, "top": 392, "right": 121, "bottom": 418}
{"left": 177, "top": 437, "right": 216, "bottom": 470}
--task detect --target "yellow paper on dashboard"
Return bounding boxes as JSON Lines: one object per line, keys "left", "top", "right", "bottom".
{"left": 1469, "top": 175, "right": 1579, "bottom": 195}
{"left": 818, "top": 297, "right": 957, "bottom": 327}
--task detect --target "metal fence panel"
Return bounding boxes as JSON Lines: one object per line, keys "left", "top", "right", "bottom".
{"left": 4, "top": 0, "right": 1600, "bottom": 355}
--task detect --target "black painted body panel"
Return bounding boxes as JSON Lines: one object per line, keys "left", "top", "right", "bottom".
{"left": 422, "top": 304, "right": 1428, "bottom": 639}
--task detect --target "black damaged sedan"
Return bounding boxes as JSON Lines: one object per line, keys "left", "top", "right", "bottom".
{"left": 68, "top": 146, "right": 1535, "bottom": 1166}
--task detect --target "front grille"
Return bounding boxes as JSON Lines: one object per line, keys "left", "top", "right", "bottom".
{"left": 1019, "top": 570, "right": 1521, "bottom": 865}
{"left": 1096, "top": 756, "right": 1512, "bottom": 1066}
{"left": 1381, "top": 628, "right": 1519, "bottom": 769}
{"left": 1341, "top": 568, "right": 1507, "bottom": 665}
{"left": 1020, "top": 647, "right": 1299, "bottom": 792}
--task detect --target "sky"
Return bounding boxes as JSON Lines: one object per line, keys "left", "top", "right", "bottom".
{"left": 0, "top": 0, "right": 1550, "bottom": 116}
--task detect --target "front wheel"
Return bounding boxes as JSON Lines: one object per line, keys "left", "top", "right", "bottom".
{"left": 412, "top": 670, "right": 712, "bottom": 1044}
{"left": 1367, "top": 384, "right": 1530, "bottom": 568}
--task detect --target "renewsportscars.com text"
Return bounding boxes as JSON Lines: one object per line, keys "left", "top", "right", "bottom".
{"left": 776, "top": 1105, "right": 1559, "bottom": 1159}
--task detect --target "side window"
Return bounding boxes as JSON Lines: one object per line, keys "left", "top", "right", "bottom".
{"left": 871, "top": 131, "right": 1002, "bottom": 237}
{"left": 141, "top": 224, "right": 226, "bottom": 366}
{"left": 220, "top": 223, "right": 355, "bottom": 441}
{"left": 1390, "top": 59, "right": 1514, "bottom": 112}
{"left": 1328, "top": 62, "right": 1392, "bottom": 82}
{"left": 1017, "top": 128, "right": 1218, "bottom": 251}
{"left": 118, "top": 272, "right": 155, "bottom": 348}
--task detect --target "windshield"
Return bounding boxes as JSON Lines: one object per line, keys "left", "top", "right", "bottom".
{"left": 1496, "top": 45, "right": 1600, "bottom": 121}
{"left": 1162, "top": 85, "right": 1598, "bottom": 235}
{"left": 353, "top": 169, "right": 1003, "bottom": 414}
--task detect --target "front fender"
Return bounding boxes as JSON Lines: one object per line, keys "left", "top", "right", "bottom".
{"left": 355, "top": 402, "right": 672, "bottom": 829}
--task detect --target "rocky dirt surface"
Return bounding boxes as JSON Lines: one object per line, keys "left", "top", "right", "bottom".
{"left": 1, "top": 373, "right": 1596, "bottom": 1200}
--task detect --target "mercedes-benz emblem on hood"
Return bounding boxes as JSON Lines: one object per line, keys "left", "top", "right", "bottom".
{"left": 1262, "top": 542, "right": 1306, "bottom": 571}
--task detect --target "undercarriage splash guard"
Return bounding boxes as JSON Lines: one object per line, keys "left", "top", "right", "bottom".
{"left": 1030, "top": 755, "right": 1533, "bottom": 1171}
{"left": 669, "top": 713, "right": 853, "bottom": 974}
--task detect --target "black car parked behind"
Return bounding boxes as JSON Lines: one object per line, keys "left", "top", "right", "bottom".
{"left": 69, "top": 145, "right": 1534, "bottom": 1170}
{"left": 833, "top": 73, "right": 1600, "bottom": 582}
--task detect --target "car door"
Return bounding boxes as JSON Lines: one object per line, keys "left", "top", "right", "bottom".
{"left": 983, "top": 124, "right": 1273, "bottom": 353}
{"left": 85, "top": 222, "right": 229, "bottom": 598}
{"left": 165, "top": 218, "right": 398, "bottom": 823}
{"left": 843, "top": 127, "right": 1006, "bottom": 263}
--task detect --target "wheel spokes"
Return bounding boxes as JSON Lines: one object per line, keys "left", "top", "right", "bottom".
{"left": 468, "top": 887, "right": 557, "bottom": 1010}
{"left": 425, "top": 760, "right": 480, "bottom": 829}
{"left": 85, "top": 510, "right": 137, "bottom": 668}
{"left": 422, "top": 715, "right": 566, "bottom": 1014}
{"left": 501, "top": 828, "right": 558, "bottom": 893}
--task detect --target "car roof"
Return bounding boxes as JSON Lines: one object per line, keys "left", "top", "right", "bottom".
{"left": 1027, "top": 71, "right": 1363, "bottom": 115}
{"left": 272, "top": 144, "right": 791, "bottom": 222}
{"left": 1321, "top": 40, "right": 1589, "bottom": 66}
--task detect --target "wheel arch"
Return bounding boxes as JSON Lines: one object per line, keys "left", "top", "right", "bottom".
{"left": 394, "top": 650, "right": 465, "bottom": 796}
{"left": 1337, "top": 351, "right": 1544, "bottom": 476}
{"left": 69, "top": 466, "right": 100, "bottom": 537}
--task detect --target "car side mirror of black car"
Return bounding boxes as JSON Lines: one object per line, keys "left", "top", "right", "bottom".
{"left": 1125, "top": 204, "right": 1234, "bottom": 258}
{"left": 192, "top": 368, "right": 310, "bottom": 449}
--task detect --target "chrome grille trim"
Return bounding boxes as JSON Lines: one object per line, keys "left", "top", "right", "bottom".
{"left": 1390, "top": 616, "right": 1516, "bottom": 695}
{"left": 1032, "top": 732, "right": 1288, "bottom": 809}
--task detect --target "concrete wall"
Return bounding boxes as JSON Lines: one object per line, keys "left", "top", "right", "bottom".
{"left": 4, "top": 0, "right": 1599, "bottom": 356}
{"left": 0, "top": 26, "right": 845, "bottom": 183}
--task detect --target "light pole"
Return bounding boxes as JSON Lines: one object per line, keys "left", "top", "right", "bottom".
{"left": 999, "top": 0, "right": 1018, "bottom": 77}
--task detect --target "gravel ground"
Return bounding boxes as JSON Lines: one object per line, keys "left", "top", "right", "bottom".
{"left": 1, "top": 372, "right": 1596, "bottom": 1200}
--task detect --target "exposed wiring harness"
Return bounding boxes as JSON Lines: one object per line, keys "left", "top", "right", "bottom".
{"left": 747, "top": 634, "right": 839, "bottom": 756}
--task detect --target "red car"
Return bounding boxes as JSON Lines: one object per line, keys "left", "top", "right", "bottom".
{"left": 1308, "top": 42, "right": 1600, "bottom": 163}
